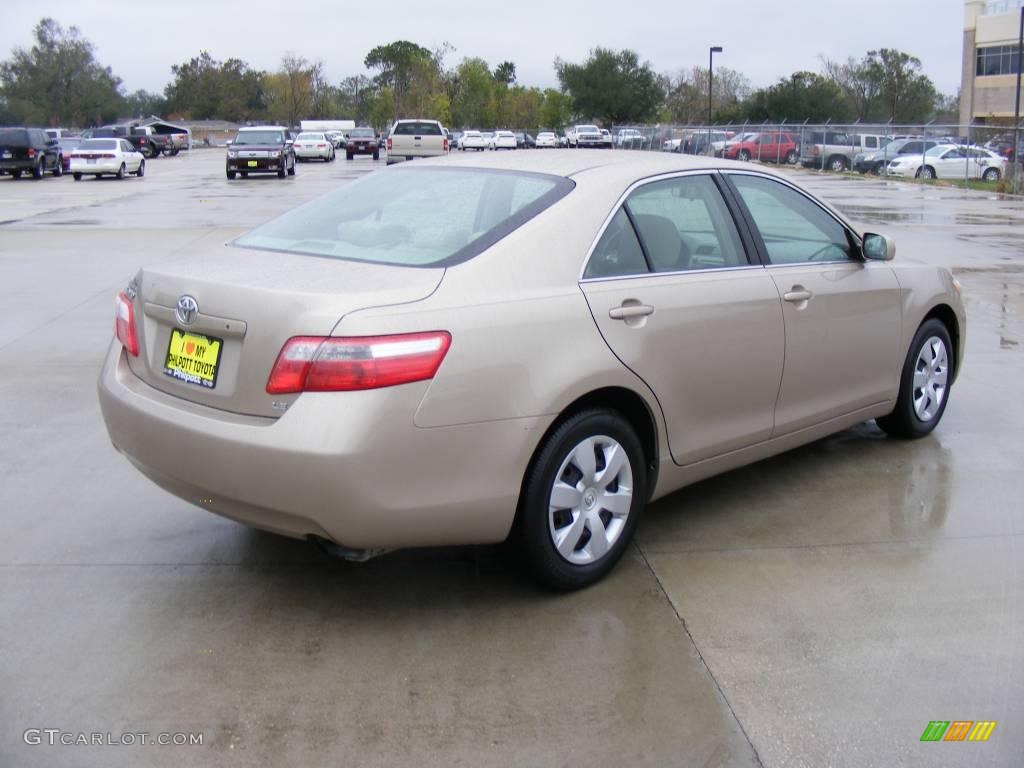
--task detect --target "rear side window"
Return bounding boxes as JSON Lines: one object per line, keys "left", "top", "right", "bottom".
{"left": 233, "top": 167, "right": 573, "bottom": 267}
{"left": 0, "top": 129, "right": 31, "bottom": 147}
{"left": 393, "top": 122, "right": 443, "bottom": 136}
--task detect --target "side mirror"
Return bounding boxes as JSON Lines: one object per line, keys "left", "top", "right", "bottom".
{"left": 863, "top": 233, "right": 895, "bottom": 261}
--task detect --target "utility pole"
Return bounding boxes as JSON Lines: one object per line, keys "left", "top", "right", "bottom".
{"left": 708, "top": 46, "right": 723, "bottom": 155}
{"left": 1013, "top": 6, "right": 1022, "bottom": 194}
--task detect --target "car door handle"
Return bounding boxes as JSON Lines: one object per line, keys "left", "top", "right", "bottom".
{"left": 783, "top": 288, "right": 813, "bottom": 303}
{"left": 609, "top": 303, "right": 655, "bottom": 319}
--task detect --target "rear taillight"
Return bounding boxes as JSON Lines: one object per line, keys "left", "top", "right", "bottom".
{"left": 812, "top": 146, "right": 820, "bottom": 156}
{"left": 27, "top": 148, "right": 36, "bottom": 158}
{"left": 115, "top": 292, "right": 139, "bottom": 357}
{"left": 386, "top": 137, "right": 392, "bottom": 151}
{"left": 266, "top": 332, "right": 451, "bottom": 394}
{"left": 443, "top": 138, "right": 449, "bottom": 151}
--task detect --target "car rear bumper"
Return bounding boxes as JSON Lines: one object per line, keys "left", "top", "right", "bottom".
{"left": 0, "top": 159, "right": 37, "bottom": 172}
{"left": 346, "top": 145, "right": 377, "bottom": 155}
{"left": 98, "top": 342, "right": 541, "bottom": 550}
{"left": 69, "top": 159, "right": 122, "bottom": 174}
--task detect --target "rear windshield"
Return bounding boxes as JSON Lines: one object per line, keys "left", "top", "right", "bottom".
{"left": 0, "top": 129, "right": 31, "bottom": 147}
{"left": 393, "top": 122, "right": 443, "bottom": 136}
{"left": 297, "top": 133, "right": 325, "bottom": 141}
{"left": 234, "top": 130, "right": 284, "bottom": 145}
{"left": 79, "top": 139, "right": 117, "bottom": 150}
{"left": 233, "top": 167, "right": 574, "bottom": 268}
{"left": 349, "top": 128, "right": 374, "bottom": 137}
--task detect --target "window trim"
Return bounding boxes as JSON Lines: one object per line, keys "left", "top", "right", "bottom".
{"left": 719, "top": 170, "right": 865, "bottom": 268}
{"left": 578, "top": 169, "right": 760, "bottom": 283}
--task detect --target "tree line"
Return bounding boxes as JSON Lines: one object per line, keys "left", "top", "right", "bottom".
{"left": 0, "top": 17, "right": 957, "bottom": 132}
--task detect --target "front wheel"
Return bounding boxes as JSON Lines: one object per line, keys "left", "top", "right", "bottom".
{"left": 136, "top": 159, "right": 145, "bottom": 177}
{"left": 226, "top": 170, "right": 236, "bottom": 179}
{"left": 877, "top": 318, "right": 954, "bottom": 439}
{"left": 737, "top": 149, "right": 751, "bottom": 161}
{"left": 916, "top": 166, "right": 936, "bottom": 180}
{"left": 53, "top": 157, "right": 63, "bottom": 176}
{"left": 785, "top": 150, "right": 797, "bottom": 165}
{"left": 829, "top": 156, "right": 848, "bottom": 172}
{"left": 287, "top": 158, "right": 295, "bottom": 176}
{"left": 516, "top": 409, "right": 646, "bottom": 590}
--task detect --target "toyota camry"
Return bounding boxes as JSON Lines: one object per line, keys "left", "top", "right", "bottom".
{"left": 98, "top": 151, "right": 965, "bottom": 589}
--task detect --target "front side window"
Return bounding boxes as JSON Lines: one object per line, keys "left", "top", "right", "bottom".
{"left": 729, "top": 174, "right": 853, "bottom": 265}
{"left": 234, "top": 167, "right": 572, "bottom": 267}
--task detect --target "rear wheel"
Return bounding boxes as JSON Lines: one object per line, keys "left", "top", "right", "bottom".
{"left": 982, "top": 167, "right": 1000, "bottom": 182}
{"left": 785, "top": 150, "right": 797, "bottom": 164}
{"left": 32, "top": 161, "right": 44, "bottom": 179}
{"left": 877, "top": 319, "right": 954, "bottom": 439}
{"left": 287, "top": 157, "right": 295, "bottom": 176}
{"left": 73, "top": 172, "right": 82, "bottom": 181}
{"left": 829, "top": 156, "right": 848, "bottom": 172}
{"left": 347, "top": 152, "right": 353, "bottom": 160}
{"left": 136, "top": 159, "right": 145, "bottom": 177}
{"left": 873, "top": 161, "right": 886, "bottom": 175}
{"left": 517, "top": 409, "right": 646, "bottom": 590}
{"left": 372, "top": 152, "right": 379, "bottom": 160}
{"left": 738, "top": 149, "right": 751, "bottom": 161}
{"left": 53, "top": 156, "right": 63, "bottom": 176}
{"left": 116, "top": 163, "right": 126, "bottom": 180}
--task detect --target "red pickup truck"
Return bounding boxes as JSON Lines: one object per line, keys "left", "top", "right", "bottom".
{"left": 722, "top": 132, "right": 799, "bottom": 164}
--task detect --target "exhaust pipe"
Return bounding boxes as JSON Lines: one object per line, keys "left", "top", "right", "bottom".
{"left": 309, "top": 535, "right": 389, "bottom": 563}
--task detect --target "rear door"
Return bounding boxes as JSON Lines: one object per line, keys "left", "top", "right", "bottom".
{"left": 725, "top": 172, "right": 901, "bottom": 435}
{"left": 580, "top": 172, "right": 784, "bottom": 465}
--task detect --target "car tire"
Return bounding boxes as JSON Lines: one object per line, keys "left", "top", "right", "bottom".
{"left": 32, "top": 160, "right": 44, "bottom": 179}
{"left": 873, "top": 161, "right": 886, "bottom": 175}
{"left": 916, "top": 166, "right": 935, "bottom": 180}
{"left": 876, "top": 318, "right": 954, "bottom": 440}
{"left": 11, "top": 170, "right": 21, "bottom": 179}
{"left": 170, "top": 148, "right": 179, "bottom": 156}
{"left": 53, "top": 156, "right": 63, "bottom": 176}
{"left": 287, "top": 158, "right": 295, "bottom": 176}
{"left": 73, "top": 172, "right": 82, "bottom": 181}
{"left": 226, "top": 170, "right": 236, "bottom": 180}
{"left": 136, "top": 160, "right": 145, "bottom": 177}
{"left": 278, "top": 161, "right": 286, "bottom": 178}
{"left": 347, "top": 152, "right": 353, "bottom": 160}
{"left": 785, "top": 150, "right": 797, "bottom": 165}
{"left": 829, "top": 156, "right": 848, "bottom": 172}
{"left": 116, "top": 163, "right": 126, "bottom": 180}
{"left": 738, "top": 150, "right": 751, "bottom": 161}
{"left": 517, "top": 409, "right": 647, "bottom": 591}
{"left": 982, "top": 168, "right": 1000, "bottom": 182}
{"left": 372, "top": 152, "right": 379, "bottom": 160}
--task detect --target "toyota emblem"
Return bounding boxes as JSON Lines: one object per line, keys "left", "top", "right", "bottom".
{"left": 175, "top": 295, "right": 199, "bottom": 326}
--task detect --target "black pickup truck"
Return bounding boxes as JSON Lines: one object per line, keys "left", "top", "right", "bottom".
{"left": 82, "top": 125, "right": 174, "bottom": 158}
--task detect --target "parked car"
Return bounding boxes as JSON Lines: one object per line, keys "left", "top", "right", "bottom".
{"left": 324, "top": 131, "right": 345, "bottom": 149}
{"left": 886, "top": 144, "right": 1008, "bottom": 181}
{"left": 459, "top": 130, "right": 487, "bottom": 151}
{"left": 344, "top": 127, "right": 379, "bottom": 160}
{"left": 57, "top": 136, "right": 83, "bottom": 173}
{"left": 984, "top": 133, "right": 1023, "bottom": 162}
{"left": 663, "top": 137, "right": 683, "bottom": 152}
{"left": 616, "top": 129, "right": 646, "bottom": 149}
{"left": 722, "top": 132, "right": 798, "bottom": 164}
{"left": 386, "top": 119, "right": 449, "bottom": 165}
{"left": 98, "top": 153, "right": 964, "bottom": 590}
{"left": 82, "top": 125, "right": 173, "bottom": 159}
{"left": 293, "top": 132, "right": 335, "bottom": 162}
{"left": 853, "top": 138, "right": 940, "bottom": 175}
{"left": 570, "top": 124, "right": 603, "bottom": 148}
{"left": 225, "top": 126, "right": 296, "bottom": 179}
{"left": 681, "top": 131, "right": 732, "bottom": 155}
{"left": 716, "top": 132, "right": 757, "bottom": 157}
{"left": 535, "top": 131, "right": 559, "bottom": 148}
{"left": 69, "top": 138, "right": 145, "bottom": 180}
{"left": 802, "top": 133, "right": 891, "bottom": 172}
{"left": 490, "top": 130, "right": 518, "bottom": 150}
{"left": 0, "top": 127, "right": 62, "bottom": 178}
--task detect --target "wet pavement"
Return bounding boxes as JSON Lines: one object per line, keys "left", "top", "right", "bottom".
{"left": 1, "top": 151, "right": 1021, "bottom": 767}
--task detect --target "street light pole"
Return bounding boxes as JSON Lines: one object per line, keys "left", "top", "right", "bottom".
{"left": 1013, "top": 6, "right": 1022, "bottom": 194}
{"left": 708, "top": 46, "right": 723, "bottom": 156}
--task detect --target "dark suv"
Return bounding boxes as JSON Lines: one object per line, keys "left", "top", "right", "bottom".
{"left": 226, "top": 126, "right": 295, "bottom": 179}
{"left": 0, "top": 128, "right": 63, "bottom": 178}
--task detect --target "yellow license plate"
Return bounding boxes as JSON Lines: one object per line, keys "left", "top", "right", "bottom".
{"left": 164, "top": 329, "right": 223, "bottom": 389}
{"left": 247, "top": 160, "right": 258, "bottom": 167}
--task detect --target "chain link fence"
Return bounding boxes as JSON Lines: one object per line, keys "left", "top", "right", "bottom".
{"left": 605, "top": 121, "right": 1024, "bottom": 193}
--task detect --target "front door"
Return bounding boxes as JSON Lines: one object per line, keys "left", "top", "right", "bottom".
{"left": 726, "top": 172, "right": 902, "bottom": 435}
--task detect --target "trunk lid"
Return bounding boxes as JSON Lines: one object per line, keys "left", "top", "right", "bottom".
{"left": 126, "top": 244, "right": 444, "bottom": 417}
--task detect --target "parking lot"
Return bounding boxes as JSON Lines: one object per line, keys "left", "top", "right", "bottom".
{"left": 1, "top": 148, "right": 1022, "bottom": 767}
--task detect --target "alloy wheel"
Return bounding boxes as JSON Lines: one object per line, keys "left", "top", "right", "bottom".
{"left": 913, "top": 336, "right": 948, "bottom": 422}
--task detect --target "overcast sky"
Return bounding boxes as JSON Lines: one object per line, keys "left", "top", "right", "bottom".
{"left": 2, "top": 0, "right": 966, "bottom": 96}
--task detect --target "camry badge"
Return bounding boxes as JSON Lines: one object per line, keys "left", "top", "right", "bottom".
{"left": 176, "top": 295, "right": 199, "bottom": 326}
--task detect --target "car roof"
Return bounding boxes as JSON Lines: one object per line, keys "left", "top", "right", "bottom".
{"left": 239, "top": 126, "right": 287, "bottom": 131}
